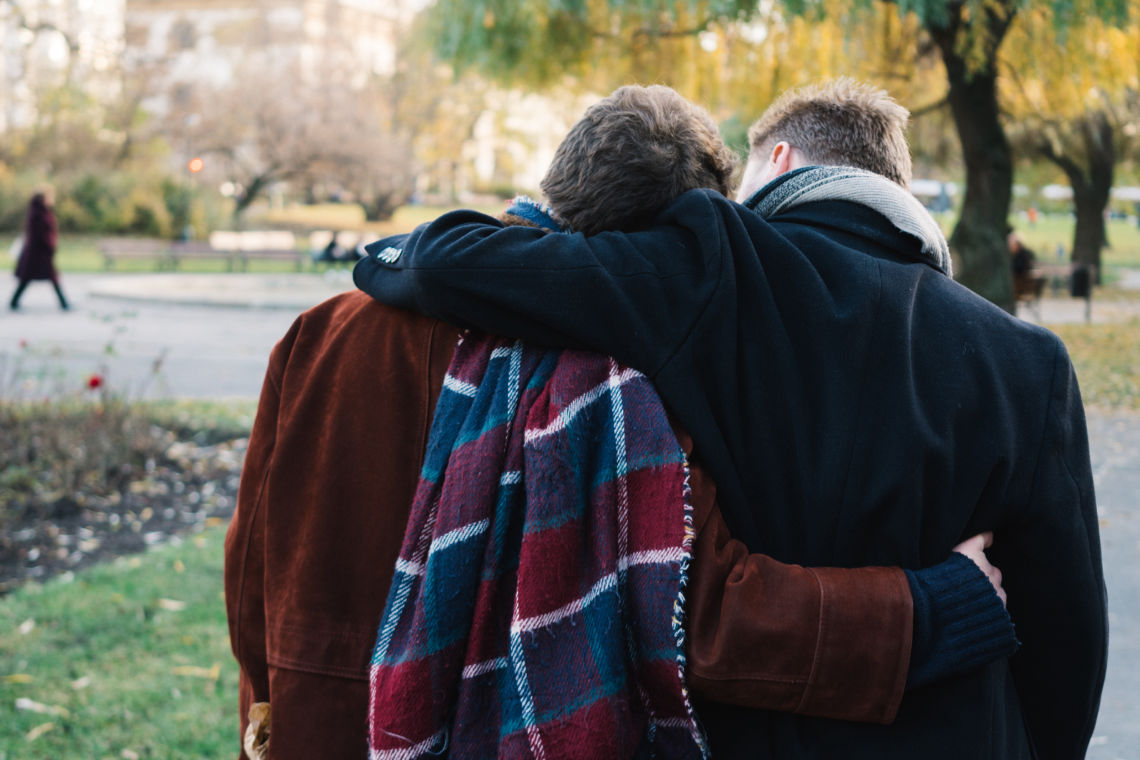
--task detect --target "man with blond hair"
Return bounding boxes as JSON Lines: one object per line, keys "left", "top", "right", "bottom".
{"left": 355, "top": 79, "right": 1107, "bottom": 758}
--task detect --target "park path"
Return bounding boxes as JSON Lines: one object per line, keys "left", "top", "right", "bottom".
{"left": 1087, "top": 408, "right": 1140, "bottom": 759}
{"left": 1, "top": 271, "right": 1137, "bottom": 752}
{"left": 0, "top": 273, "right": 349, "bottom": 398}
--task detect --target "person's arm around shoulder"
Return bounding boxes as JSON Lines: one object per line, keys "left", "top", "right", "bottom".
{"left": 353, "top": 191, "right": 729, "bottom": 375}
{"left": 684, "top": 456, "right": 1016, "bottom": 724}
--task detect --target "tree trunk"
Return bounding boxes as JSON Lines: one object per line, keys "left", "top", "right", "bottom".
{"left": 1071, "top": 179, "right": 1110, "bottom": 284}
{"left": 1071, "top": 114, "right": 1113, "bottom": 284}
{"left": 1039, "top": 112, "right": 1114, "bottom": 286}
{"left": 232, "top": 175, "right": 271, "bottom": 220}
{"left": 927, "top": 4, "right": 1016, "bottom": 311}
{"left": 363, "top": 193, "right": 402, "bottom": 222}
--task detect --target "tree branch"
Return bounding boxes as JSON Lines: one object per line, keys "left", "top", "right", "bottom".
{"left": 1, "top": 0, "right": 78, "bottom": 54}
{"left": 910, "top": 97, "right": 949, "bottom": 118}
{"left": 1037, "top": 137, "right": 1085, "bottom": 187}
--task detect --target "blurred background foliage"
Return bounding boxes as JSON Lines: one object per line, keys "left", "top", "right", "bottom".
{"left": 1, "top": 0, "right": 1140, "bottom": 302}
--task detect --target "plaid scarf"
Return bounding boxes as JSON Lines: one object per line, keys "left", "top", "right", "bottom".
{"left": 369, "top": 333, "right": 707, "bottom": 759}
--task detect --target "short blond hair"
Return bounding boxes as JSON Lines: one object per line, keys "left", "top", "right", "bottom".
{"left": 747, "top": 78, "right": 912, "bottom": 187}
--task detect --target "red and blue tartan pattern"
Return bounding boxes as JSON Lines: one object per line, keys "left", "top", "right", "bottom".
{"left": 369, "top": 333, "right": 707, "bottom": 759}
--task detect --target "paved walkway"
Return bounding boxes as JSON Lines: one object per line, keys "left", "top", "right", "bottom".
{"left": 1, "top": 272, "right": 352, "bottom": 398}
{"left": 1, "top": 271, "right": 1138, "bottom": 753}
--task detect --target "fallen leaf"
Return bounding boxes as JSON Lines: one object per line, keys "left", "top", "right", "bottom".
{"left": 71, "top": 676, "right": 91, "bottom": 690}
{"left": 173, "top": 559, "right": 186, "bottom": 573}
{"left": 25, "top": 722, "right": 54, "bottom": 741}
{"left": 16, "top": 697, "right": 69, "bottom": 717}
{"left": 157, "top": 598, "right": 187, "bottom": 612}
{"left": 3, "top": 674, "right": 33, "bottom": 684}
{"left": 171, "top": 664, "right": 221, "bottom": 681}
{"left": 18, "top": 619, "right": 35, "bottom": 635}
{"left": 244, "top": 702, "right": 271, "bottom": 760}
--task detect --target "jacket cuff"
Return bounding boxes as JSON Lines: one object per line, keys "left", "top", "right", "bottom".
{"left": 904, "top": 553, "right": 1019, "bottom": 690}
{"left": 800, "top": 566, "right": 913, "bottom": 725}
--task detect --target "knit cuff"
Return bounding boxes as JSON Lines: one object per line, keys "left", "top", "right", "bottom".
{"left": 904, "top": 552, "right": 1018, "bottom": 690}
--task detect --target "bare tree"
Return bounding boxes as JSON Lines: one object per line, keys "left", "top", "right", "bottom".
{"left": 181, "top": 60, "right": 417, "bottom": 221}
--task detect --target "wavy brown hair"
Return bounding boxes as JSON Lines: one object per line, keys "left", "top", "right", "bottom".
{"left": 540, "top": 85, "right": 738, "bottom": 235}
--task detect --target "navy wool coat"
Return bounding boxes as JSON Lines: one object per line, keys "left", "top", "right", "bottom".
{"left": 355, "top": 187, "right": 1107, "bottom": 760}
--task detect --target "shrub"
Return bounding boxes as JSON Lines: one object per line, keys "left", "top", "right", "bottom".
{"left": 125, "top": 187, "right": 174, "bottom": 237}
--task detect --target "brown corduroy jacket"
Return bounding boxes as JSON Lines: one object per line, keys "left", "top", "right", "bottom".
{"left": 224, "top": 292, "right": 912, "bottom": 759}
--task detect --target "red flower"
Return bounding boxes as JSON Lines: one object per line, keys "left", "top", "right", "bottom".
{"left": 87, "top": 374, "right": 104, "bottom": 390}
{"left": 19, "top": 339, "right": 28, "bottom": 350}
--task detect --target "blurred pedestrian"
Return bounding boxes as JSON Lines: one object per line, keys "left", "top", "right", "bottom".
{"left": 1008, "top": 224, "right": 1037, "bottom": 277}
{"left": 10, "top": 192, "right": 69, "bottom": 311}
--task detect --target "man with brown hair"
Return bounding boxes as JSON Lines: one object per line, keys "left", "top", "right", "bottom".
{"left": 539, "top": 84, "right": 738, "bottom": 234}
{"left": 355, "top": 79, "right": 1107, "bottom": 758}
{"left": 229, "top": 83, "right": 1014, "bottom": 758}
{"left": 738, "top": 78, "right": 912, "bottom": 194}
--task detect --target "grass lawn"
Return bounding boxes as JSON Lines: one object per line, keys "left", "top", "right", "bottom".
{"left": 0, "top": 524, "right": 238, "bottom": 759}
{"left": 930, "top": 213, "right": 1140, "bottom": 272}
{"left": 1047, "top": 320, "right": 1140, "bottom": 411}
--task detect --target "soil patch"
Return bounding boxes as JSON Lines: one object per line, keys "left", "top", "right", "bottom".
{"left": 0, "top": 437, "right": 245, "bottom": 595}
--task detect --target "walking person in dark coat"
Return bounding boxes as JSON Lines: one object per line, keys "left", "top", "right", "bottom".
{"left": 11, "top": 192, "right": 69, "bottom": 311}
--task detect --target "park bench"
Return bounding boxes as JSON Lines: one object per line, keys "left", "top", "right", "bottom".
{"left": 169, "top": 240, "right": 240, "bottom": 271}
{"left": 99, "top": 238, "right": 174, "bottom": 270}
{"left": 1013, "top": 270, "right": 1047, "bottom": 308}
{"left": 1019, "top": 263, "right": 1097, "bottom": 322}
{"left": 308, "top": 229, "right": 374, "bottom": 268}
{"left": 100, "top": 231, "right": 309, "bottom": 272}
{"left": 211, "top": 231, "right": 305, "bottom": 271}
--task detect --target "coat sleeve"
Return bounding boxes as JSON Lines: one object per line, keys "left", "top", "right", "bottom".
{"left": 682, "top": 436, "right": 913, "bottom": 725}
{"left": 223, "top": 323, "right": 293, "bottom": 758}
{"left": 352, "top": 193, "right": 723, "bottom": 378}
{"left": 997, "top": 341, "right": 1108, "bottom": 759}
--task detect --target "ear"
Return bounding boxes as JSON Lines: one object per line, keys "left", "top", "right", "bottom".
{"left": 768, "top": 141, "right": 796, "bottom": 177}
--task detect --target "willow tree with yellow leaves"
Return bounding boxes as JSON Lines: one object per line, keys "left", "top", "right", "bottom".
{"left": 421, "top": 0, "right": 1129, "bottom": 309}
{"left": 1003, "top": 3, "right": 1140, "bottom": 282}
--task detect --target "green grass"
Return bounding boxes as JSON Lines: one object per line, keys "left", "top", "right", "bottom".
{"left": 0, "top": 524, "right": 238, "bottom": 759}
{"left": 141, "top": 399, "right": 257, "bottom": 444}
{"left": 1019, "top": 216, "right": 1140, "bottom": 270}
{"left": 930, "top": 212, "right": 1140, "bottom": 271}
{"left": 1046, "top": 320, "right": 1140, "bottom": 411}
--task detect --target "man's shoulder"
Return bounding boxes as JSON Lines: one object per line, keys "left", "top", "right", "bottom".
{"left": 659, "top": 188, "right": 755, "bottom": 225}
{"left": 297, "top": 290, "right": 442, "bottom": 337}
{"left": 272, "top": 291, "right": 459, "bottom": 375}
{"left": 653, "top": 189, "right": 782, "bottom": 262}
{"left": 902, "top": 266, "right": 1066, "bottom": 376}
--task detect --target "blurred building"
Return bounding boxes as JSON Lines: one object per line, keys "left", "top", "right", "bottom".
{"left": 122, "top": 0, "right": 411, "bottom": 116}
{"left": 0, "top": 0, "right": 124, "bottom": 131}
{"left": 0, "top": 0, "right": 594, "bottom": 206}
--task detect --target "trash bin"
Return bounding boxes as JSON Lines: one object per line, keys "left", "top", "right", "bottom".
{"left": 1070, "top": 264, "right": 1091, "bottom": 299}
